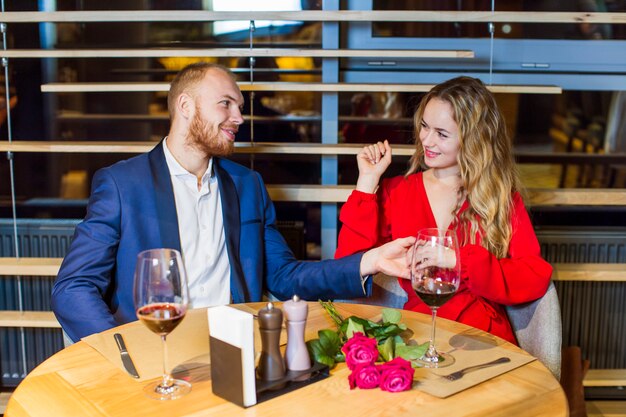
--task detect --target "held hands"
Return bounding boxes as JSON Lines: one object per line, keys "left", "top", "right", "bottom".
{"left": 355, "top": 140, "right": 392, "bottom": 194}
{"left": 360, "top": 236, "right": 416, "bottom": 279}
{"left": 412, "top": 241, "right": 457, "bottom": 271}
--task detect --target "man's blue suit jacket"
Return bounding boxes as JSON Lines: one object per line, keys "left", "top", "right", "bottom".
{"left": 52, "top": 144, "right": 368, "bottom": 342}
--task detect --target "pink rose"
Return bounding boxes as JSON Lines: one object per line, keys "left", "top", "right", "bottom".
{"left": 348, "top": 364, "right": 380, "bottom": 390}
{"left": 341, "top": 332, "right": 379, "bottom": 370}
{"left": 378, "top": 357, "right": 414, "bottom": 393}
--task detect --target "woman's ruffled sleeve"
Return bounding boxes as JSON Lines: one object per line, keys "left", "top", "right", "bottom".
{"left": 335, "top": 185, "right": 393, "bottom": 258}
{"left": 460, "top": 194, "right": 553, "bottom": 305}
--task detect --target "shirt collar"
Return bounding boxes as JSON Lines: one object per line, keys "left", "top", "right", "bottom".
{"left": 162, "top": 137, "right": 213, "bottom": 182}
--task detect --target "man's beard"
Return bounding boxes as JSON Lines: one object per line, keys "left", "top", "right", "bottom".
{"left": 186, "top": 109, "right": 235, "bottom": 157}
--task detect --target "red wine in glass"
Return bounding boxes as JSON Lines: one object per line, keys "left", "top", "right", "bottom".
{"left": 411, "top": 228, "right": 461, "bottom": 368}
{"left": 414, "top": 279, "right": 457, "bottom": 308}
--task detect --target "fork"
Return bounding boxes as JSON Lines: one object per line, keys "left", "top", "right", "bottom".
{"left": 440, "top": 357, "right": 511, "bottom": 381}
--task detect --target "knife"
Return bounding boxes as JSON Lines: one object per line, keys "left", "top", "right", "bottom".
{"left": 114, "top": 333, "right": 140, "bottom": 379}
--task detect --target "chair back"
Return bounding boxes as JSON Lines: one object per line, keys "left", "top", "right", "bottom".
{"left": 505, "top": 281, "right": 562, "bottom": 379}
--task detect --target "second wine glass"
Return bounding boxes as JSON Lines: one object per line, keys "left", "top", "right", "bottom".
{"left": 134, "top": 248, "right": 190, "bottom": 400}
{"left": 410, "top": 228, "right": 461, "bottom": 368}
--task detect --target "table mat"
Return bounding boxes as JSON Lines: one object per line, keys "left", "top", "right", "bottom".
{"left": 82, "top": 304, "right": 286, "bottom": 382}
{"left": 411, "top": 328, "right": 536, "bottom": 398}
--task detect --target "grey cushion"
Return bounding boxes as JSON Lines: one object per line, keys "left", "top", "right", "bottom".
{"left": 505, "top": 281, "right": 562, "bottom": 379}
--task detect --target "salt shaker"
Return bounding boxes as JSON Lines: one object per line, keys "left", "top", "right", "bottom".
{"left": 257, "top": 302, "right": 286, "bottom": 383}
{"left": 283, "top": 295, "right": 311, "bottom": 377}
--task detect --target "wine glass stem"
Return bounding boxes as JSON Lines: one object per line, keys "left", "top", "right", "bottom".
{"left": 160, "top": 335, "right": 173, "bottom": 388}
{"left": 427, "top": 307, "right": 439, "bottom": 359}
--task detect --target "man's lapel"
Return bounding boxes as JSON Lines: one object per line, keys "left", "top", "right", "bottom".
{"left": 214, "top": 159, "right": 249, "bottom": 302}
{"left": 148, "top": 143, "right": 182, "bottom": 252}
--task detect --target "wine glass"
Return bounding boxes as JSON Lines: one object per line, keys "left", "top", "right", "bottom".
{"left": 133, "top": 248, "right": 191, "bottom": 400}
{"left": 410, "top": 228, "right": 461, "bottom": 368}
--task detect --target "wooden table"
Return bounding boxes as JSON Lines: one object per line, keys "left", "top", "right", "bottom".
{"left": 6, "top": 302, "right": 568, "bottom": 417}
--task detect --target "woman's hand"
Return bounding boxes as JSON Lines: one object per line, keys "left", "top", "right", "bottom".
{"left": 413, "top": 242, "right": 457, "bottom": 271}
{"left": 355, "top": 140, "right": 392, "bottom": 194}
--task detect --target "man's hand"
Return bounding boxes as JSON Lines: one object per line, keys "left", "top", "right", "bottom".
{"left": 355, "top": 140, "right": 392, "bottom": 194}
{"left": 359, "top": 236, "right": 416, "bottom": 279}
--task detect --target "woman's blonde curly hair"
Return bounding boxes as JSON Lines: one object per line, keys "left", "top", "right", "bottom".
{"left": 406, "top": 76, "right": 524, "bottom": 258}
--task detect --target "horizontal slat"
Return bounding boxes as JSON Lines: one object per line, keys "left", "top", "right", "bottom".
{"left": 266, "top": 185, "right": 626, "bottom": 206}
{"left": 586, "top": 401, "right": 626, "bottom": 417}
{"left": 527, "top": 188, "right": 626, "bottom": 206}
{"left": 40, "top": 82, "right": 562, "bottom": 94}
{"left": 1, "top": 257, "right": 622, "bottom": 282}
{"left": 1, "top": 10, "right": 625, "bottom": 24}
{"left": 584, "top": 369, "right": 626, "bottom": 387}
{"left": 0, "top": 257, "right": 62, "bottom": 276}
{"left": 0, "top": 141, "right": 156, "bottom": 153}
{"left": 0, "top": 311, "right": 60, "bottom": 328}
{"left": 267, "top": 184, "right": 352, "bottom": 203}
{"left": 1, "top": 48, "right": 474, "bottom": 59}
{"left": 0, "top": 141, "right": 401, "bottom": 155}
{"left": 55, "top": 112, "right": 413, "bottom": 125}
{"left": 0, "top": 259, "right": 623, "bottom": 281}
{"left": 2, "top": 141, "right": 626, "bottom": 164}
{"left": 552, "top": 264, "right": 626, "bottom": 282}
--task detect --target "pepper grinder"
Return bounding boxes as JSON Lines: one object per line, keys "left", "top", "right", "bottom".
{"left": 257, "top": 302, "right": 286, "bottom": 384}
{"left": 283, "top": 295, "right": 311, "bottom": 379}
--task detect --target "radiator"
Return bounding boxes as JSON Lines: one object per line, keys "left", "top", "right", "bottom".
{"left": 537, "top": 227, "right": 626, "bottom": 369}
{"left": 0, "top": 219, "right": 79, "bottom": 387}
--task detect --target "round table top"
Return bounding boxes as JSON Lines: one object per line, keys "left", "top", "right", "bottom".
{"left": 6, "top": 302, "right": 568, "bottom": 417}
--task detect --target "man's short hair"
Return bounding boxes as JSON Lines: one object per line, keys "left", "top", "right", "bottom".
{"left": 167, "top": 62, "right": 236, "bottom": 119}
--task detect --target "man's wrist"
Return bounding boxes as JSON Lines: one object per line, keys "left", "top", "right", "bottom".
{"left": 359, "top": 247, "right": 378, "bottom": 277}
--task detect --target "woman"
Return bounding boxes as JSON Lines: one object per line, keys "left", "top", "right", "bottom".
{"left": 335, "top": 76, "right": 552, "bottom": 344}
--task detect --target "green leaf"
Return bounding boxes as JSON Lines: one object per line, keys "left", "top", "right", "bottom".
{"left": 306, "top": 339, "right": 336, "bottom": 368}
{"left": 395, "top": 341, "right": 429, "bottom": 361}
{"left": 378, "top": 337, "right": 395, "bottom": 362}
{"left": 318, "top": 329, "right": 342, "bottom": 353}
{"left": 306, "top": 329, "right": 343, "bottom": 369}
{"left": 381, "top": 308, "right": 402, "bottom": 324}
{"left": 369, "top": 323, "right": 404, "bottom": 341}
{"left": 340, "top": 316, "right": 370, "bottom": 337}
{"left": 346, "top": 317, "right": 366, "bottom": 339}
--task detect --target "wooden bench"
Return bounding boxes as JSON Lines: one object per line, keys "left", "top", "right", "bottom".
{"left": 1, "top": 390, "right": 13, "bottom": 416}
{"left": 587, "top": 400, "right": 626, "bottom": 417}
{"left": 584, "top": 369, "right": 626, "bottom": 387}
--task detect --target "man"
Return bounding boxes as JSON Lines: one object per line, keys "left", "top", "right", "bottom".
{"left": 51, "top": 62, "right": 414, "bottom": 342}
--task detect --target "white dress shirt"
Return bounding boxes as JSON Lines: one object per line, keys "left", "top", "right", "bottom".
{"left": 163, "top": 139, "right": 231, "bottom": 308}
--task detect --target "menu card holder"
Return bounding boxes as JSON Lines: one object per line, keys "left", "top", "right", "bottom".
{"left": 208, "top": 306, "right": 330, "bottom": 408}
{"left": 208, "top": 306, "right": 256, "bottom": 408}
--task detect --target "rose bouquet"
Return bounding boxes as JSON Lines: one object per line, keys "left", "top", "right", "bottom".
{"left": 306, "top": 301, "right": 427, "bottom": 392}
